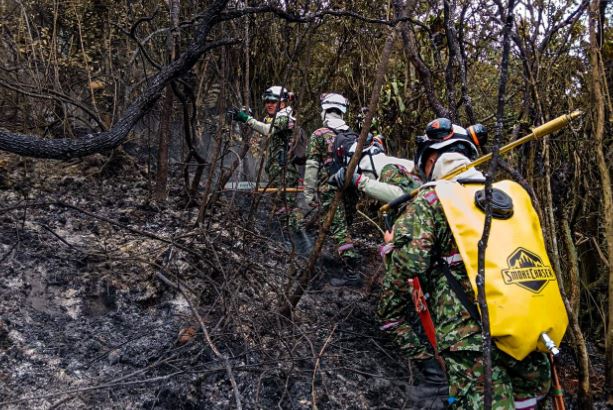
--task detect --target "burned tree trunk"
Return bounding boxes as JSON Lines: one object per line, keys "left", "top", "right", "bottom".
{"left": 588, "top": 0, "right": 613, "bottom": 404}
{"left": 153, "top": 0, "right": 181, "bottom": 202}
{"left": 395, "top": 0, "right": 451, "bottom": 119}
{"left": 153, "top": 86, "right": 175, "bottom": 201}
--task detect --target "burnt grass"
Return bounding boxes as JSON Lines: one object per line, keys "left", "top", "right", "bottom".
{"left": 0, "top": 153, "right": 606, "bottom": 409}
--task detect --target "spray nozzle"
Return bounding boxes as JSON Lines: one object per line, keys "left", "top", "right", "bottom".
{"left": 540, "top": 332, "right": 559, "bottom": 356}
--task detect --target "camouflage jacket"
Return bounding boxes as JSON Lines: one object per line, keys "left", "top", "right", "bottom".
{"left": 247, "top": 108, "right": 294, "bottom": 170}
{"left": 303, "top": 127, "right": 337, "bottom": 202}
{"left": 377, "top": 186, "right": 482, "bottom": 359}
{"left": 378, "top": 163, "right": 423, "bottom": 194}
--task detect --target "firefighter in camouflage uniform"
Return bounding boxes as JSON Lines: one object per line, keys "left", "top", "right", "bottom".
{"left": 303, "top": 93, "right": 361, "bottom": 286}
{"left": 378, "top": 118, "right": 551, "bottom": 409}
{"left": 228, "top": 86, "right": 303, "bottom": 229}
{"left": 326, "top": 130, "right": 447, "bottom": 407}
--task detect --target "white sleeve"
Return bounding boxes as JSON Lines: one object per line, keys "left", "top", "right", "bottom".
{"left": 303, "top": 159, "right": 319, "bottom": 204}
{"left": 356, "top": 176, "right": 405, "bottom": 203}
{"left": 246, "top": 118, "right": 272, "bottom": 135}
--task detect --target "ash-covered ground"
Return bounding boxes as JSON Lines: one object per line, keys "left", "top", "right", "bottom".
{"left": 0, "top": 153, "right": 605, "bottom": 409}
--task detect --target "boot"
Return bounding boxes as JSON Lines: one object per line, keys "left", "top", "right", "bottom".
{"left": 404, "top": 384, "right": 448, "bottom": 409}
{"left": 415, "top": 358, "right": 447, "bottom": 385}
{"left": 329, "top": 249, "right": 362, "bottom": 287}
{"left": 329, "top": 270, "right": 363, "bottom": 287}
{"left": 291, "top": 228, "right": 313, "bottom": 256}
{"left": 404, "top": 358, "right": 448, "bottom": 409}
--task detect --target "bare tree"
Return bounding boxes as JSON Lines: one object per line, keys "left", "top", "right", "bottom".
{"left": 588, "top": 0, "right": 613, "bottom": 404}
{"left": 153, "top": 0, "right": 182, "bottom": 202}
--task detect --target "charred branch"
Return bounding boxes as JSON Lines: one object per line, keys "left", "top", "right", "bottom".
{"left": 395, "top": 0, "right": 451, "bottom": 119}
{"left": 218, "top": 5, "right": 428, "bottom": 29}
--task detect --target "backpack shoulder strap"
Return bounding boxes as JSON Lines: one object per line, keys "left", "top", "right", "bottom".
{"left": 366, "top": 150, "right": 379, "bottom": 180}
{"left": 430, "top": 244, "right": 481, "bottom": 323}
{"left": 440, "top": 259, "right": 481, "bottom": 322}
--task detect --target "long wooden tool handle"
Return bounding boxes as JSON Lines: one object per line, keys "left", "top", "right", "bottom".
{"left": 256, "top": 187, "right": 304, "bottom": 193}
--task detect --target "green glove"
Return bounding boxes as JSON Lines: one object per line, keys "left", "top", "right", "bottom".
{"left": 227, "top": 107, "right": 251, "bottom": 123}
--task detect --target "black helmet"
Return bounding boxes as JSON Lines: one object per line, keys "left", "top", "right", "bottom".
{"left": 425, "top": 117, "right": 453, "bottom": 140}
{"left": 467, "top": 123, "right": 488, "bottom": 148}
{"left": 415, "top": 118, "right": 479, "bottom": 179}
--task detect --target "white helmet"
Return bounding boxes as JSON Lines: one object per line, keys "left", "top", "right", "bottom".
{"left": 415, "top": 121, "right": 479, "bottom": 179}
{"left": 425, "top": 124, "right": 476, "bottom": 153}
{"left": 320, "top": 93, "right": 348, "bottom": 114}
{"left": 262, "top": 86, "right": 289, "bottom": 102}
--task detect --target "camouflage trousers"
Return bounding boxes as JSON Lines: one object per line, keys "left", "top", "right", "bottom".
{"left": 386, "top": 320, "right": 434, "bottom": 361}
{"left": 320, "top": 189, "right": 358, "bottom": 259}
{"left": 445, "top": 348, "right": 551, "bottom": 409}
{"left": 266, "top": 159, "right": 304, "bottom": 231}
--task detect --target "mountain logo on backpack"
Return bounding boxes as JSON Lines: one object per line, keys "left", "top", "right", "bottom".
{"left": 501, "top": 247, "right": 556, "bottom": 294}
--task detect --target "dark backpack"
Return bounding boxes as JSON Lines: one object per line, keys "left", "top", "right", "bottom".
{"left": 328, "top": 128, "right": 360, "bottom": 174}
{"left": 288, "top": 126, "right": 308, "bottom": 165}
{"left": 330, "top": 129, "right": 384, "bottom": 179}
